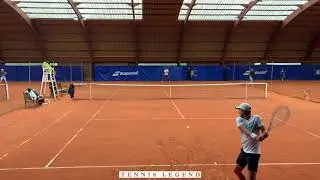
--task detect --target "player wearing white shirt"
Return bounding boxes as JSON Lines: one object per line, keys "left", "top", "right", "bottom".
{"left": 234, "top": 103, "right": 268, "bottom": 180}
{"left": 248, "top": 68, "right": 255, "bottom": 84}
{"left": 0, "top": 69, "right": 7, "bottom": 83}
{"left": 162, "top": 67, "right": 170, "bottom": 82}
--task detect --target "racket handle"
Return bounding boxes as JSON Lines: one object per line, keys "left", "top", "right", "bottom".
{"left": 263, "top": 133, "right": 269, "bottom": 138}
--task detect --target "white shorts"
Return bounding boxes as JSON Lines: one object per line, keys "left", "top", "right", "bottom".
{"left": 0, "top": 76, "right": 6, "bottom": 82}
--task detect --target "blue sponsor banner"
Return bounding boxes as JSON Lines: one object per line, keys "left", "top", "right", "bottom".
{"left": 94, "top": 65, "right": 320, "bottom": 81}
{"left": 0, "top": 65, "right": 83, "bottom": 81}
{"left": 94, "top": 66, "right": 186, "bottom": 81}
{"left": 95, "top": 66, "right": 140, "bottom": 81}
{"left": 225, "top": 64, "right": 320, "bottom": 81}
{"left": 191, "top": 66, "right": 224, "bottom": 81}
{"left": 234, "top": 65, "right": 271, "bottom": 81}
{"left": 94, "top": 65, "right": 225, "bottom": 81}
{"left": 1, "top": 64, "right": 320, "bottom": 81}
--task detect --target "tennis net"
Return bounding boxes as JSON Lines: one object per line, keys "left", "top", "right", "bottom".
{"left": 73, "top": 82, "right": 268, "bottom": 100}
{"left": 0, "top": 83, "right": 9, "bottom": 100}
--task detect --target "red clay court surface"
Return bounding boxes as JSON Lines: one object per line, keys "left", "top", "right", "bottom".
{"left": 0, "top": 81, "right": 320, "bottom": 180}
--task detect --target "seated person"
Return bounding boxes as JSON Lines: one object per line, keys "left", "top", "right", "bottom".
{"left": 26, "top": 88, "right": 45, "bottom": 105}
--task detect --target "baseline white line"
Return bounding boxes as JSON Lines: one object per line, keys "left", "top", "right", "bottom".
{"left": 1, "top": 162, "right": 320, "bottom": 171}
{"left": 92, "top": 117, "right": 235, "bottom": 121}
{"left": 45, "top": 103, "right": 107, "bottom": 168}
{"left": 93, "top": 116, "right": 320, "bottom": 139}
{"left": 45, "top": 90, "right": 118, "bottom": 168}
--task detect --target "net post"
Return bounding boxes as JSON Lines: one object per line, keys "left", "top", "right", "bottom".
{"left": 80, "top": 60, "right": 84, "bottom": 83}
{"left": 265, "top": 83, "right": 268, "bottom": 98}
{"left": 90, "top": 62, "right": 93, "bottom": 82}
{"left": 245, "top": 83, "right": 248, "bottom": 100}
{"left": 43, "top": 74, "right": 47, "bottom": 95}
{"left": 5, "top": 83, "right": 9, "bottom": 100}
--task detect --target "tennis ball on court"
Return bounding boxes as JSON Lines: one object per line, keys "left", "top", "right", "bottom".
{"left": 186, "top": 126, "right": 190, "bottom": 129}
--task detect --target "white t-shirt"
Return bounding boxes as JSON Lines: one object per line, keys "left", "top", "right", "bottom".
{"left": 0, "top": 70, "right": 6, "bottom": 77}
{"left": 164, "top": 69, "right": 169, "bottom": 76}
{"left": 236, "top": 115, "right": 264, "bottom": 154}
{"left": 28, "top": 90, "right": 38, "bottom": 100}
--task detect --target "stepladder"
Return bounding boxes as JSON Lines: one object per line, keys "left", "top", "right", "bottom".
{"left": 40, "top": 70, "right": 59, "bottom": 99}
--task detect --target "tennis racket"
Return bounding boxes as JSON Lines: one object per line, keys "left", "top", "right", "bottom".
{"left": 259, "top": 106, "right": 290, "bottom": 141}
{"left": 266, "top": 106, "right": 291, "bottom": 134}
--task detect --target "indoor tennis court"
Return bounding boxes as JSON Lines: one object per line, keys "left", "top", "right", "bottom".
{"left": 0, "top": 0, "right": 320, "bottom": 180}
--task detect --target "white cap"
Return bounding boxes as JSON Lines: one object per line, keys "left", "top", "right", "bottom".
{"left": 236, "top": 103, "right": 251, "bottom": 111}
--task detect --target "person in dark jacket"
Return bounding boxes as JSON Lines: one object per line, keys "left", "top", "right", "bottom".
{"left": 68, "top": 83, "right": 75, "bottom": 99}
{"left": 187, "top": 66, "right": 193, "bottom": 81}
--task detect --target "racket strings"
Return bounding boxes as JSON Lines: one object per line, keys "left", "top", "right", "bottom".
{"left": 268, "top": 106, "right": 291, "bottom": 132}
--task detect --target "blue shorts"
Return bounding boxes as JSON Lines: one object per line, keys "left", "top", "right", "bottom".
{"left": 163, "top": 75, "right": 170, "bottom": 81}
{"left": 236, "top": 149, "right": 260, "bottom": 172}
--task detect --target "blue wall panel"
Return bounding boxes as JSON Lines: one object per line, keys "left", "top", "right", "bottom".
{"left": 0, "top": 66, "right": 83, "bottom": 81}
{"left": 1, "top": 64, "right": 320, "bottom": 81}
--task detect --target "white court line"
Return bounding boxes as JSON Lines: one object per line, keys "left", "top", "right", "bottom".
{"left": 170, "top": 100, "right": 185, "bottom": 119}
{"left": 0, "top": 111, "right": 72, "bottom": 160}
{"left": 92, "top": 117, "right": 235, "bottom": 121}
{"left": 162, "top": 87, "right": 185, "bottom": 119}
{"left": 19, "top": 137, "right": 32, "bottom": 147}
{"left": 282, "top": 120, "right": 320, "bottom": 139}
{"left": 45, "top": 103, "right": 107, "bottom": 168}
{"left": 261, "top": 114, "right": 319, "bottom": 140}
{"left": 45, "top": 90, "right": 118, "bottom": 168}
{"left": 1, "top": 162, "right": 320, "bottom": 171}
{"left": 0, "top": 153, "right": 8, "bottom": 160}
{"left": 304, "top": 131, "right": 320, "bottom": 139}
{"left": 295, "top": 126, "right": 320, "bottom": 139}
{"left": 31, "top": 111, "right": 73, "bottom": 140}
{"left": 92, "top": 116, "right": 320, "bottom": 139}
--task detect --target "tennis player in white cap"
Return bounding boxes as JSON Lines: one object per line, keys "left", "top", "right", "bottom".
{"left": 234, "top": 102, "right": 268, "bottom": 180}
{"left": 0, "top": 69, "right": 7, "bottom": 83}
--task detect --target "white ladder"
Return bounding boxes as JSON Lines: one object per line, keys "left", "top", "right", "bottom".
{"left": 40, "top": 69, "right": 59, "bottom": 99}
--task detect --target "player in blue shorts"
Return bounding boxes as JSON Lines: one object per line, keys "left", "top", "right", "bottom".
{"left": 234, "top": 103, "right": 268, "bottom": 180}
